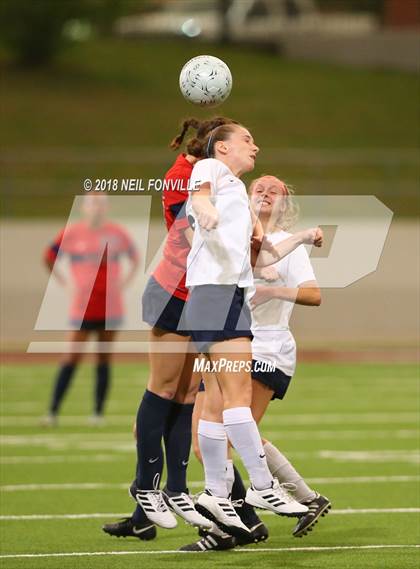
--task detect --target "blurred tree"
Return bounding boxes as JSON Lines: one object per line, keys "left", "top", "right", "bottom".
{"left": 0, "top": 0, "right": 139, "bottom": 67}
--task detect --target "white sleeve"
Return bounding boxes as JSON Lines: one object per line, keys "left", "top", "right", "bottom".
{"left": 287, "top": 244, "right": 316, "bottom": 287}
{"left": 189, "top": 159, "right": 222, "bottom": 197}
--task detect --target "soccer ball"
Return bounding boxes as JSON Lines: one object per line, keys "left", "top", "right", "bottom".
{"left": 179, "top": 55, "right": 232, "bottom": 107}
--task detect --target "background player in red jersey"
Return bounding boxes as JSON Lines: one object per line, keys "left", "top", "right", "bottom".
{"left": 41, "top": 194, "right": 139, "bottom": 426}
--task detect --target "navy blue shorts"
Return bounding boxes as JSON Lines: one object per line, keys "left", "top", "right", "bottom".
{"left": 198, "top": 361, "right": 291, "bottom": 400}
{"left": 251, "top": 360, "right": 292, "bottom": 400}
{"left": 70, "top": 319, "right": 122, "bottom": 331}
{"left": 142, "top": 276, "right": 190, "bottom": 336}
{"left": 185, "top": 285, "right": 253, "bottom": 353}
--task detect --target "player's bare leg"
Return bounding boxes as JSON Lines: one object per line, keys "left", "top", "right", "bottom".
{"left": 195, "top": 339, "right": 306, "bottom": 534}
{"left": 132, "top": 329, "right": 211, "bottom": 529}
{"left": 251, "top": 378, "right": 331, "bottom": 537}
{"left": 147, "top": 327, "right": 193, "bottom": 399}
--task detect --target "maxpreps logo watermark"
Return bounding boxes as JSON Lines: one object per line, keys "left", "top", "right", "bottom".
{"left": 193, "top": 358, "right": 276, "bottom": 374}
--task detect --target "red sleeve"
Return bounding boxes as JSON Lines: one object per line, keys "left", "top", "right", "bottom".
{"left": 44, "top": 229, "right": 65, "bottom": 264}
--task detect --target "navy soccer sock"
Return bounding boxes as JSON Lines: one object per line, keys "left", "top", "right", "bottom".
{"left": 136, "top": 389, "right": 173, "bottom": 490}
{"left": 131, "top": 504, "right": 149, "bottom": 525}
{"left": 232, "top": 465, "right": 261, "bottom": 527}
{"left": 95, "top": 363, "right": 110, "bottom": 415}
{"left": 49, "top": 363, "right": 76, "bottom": 414}
{"left": 163, "top": 402, "right": 194, "bottom": 493}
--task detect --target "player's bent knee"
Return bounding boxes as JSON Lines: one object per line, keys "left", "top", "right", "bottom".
{"left": 147, "top": 378, "right": 179, "bottom": 400}
{"left": 223, "top": 386, "right": 252, "bottom": 409}
{"left": 155, "top": 389, "right": 176, "bottom": 400}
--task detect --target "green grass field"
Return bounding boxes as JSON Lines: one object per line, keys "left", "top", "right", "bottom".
{"left": 0, "top": 362, "right": 419, "bottom": 568}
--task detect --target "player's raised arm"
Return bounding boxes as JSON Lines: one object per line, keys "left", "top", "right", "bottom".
{"left": 191, "top": 182, "right": 219, "bottom": 230}
{"left": 252, "top": 227, "right": 323, "bottom": 267}
{"left": 251, "top": 280, "right": 321, "bottom": 309}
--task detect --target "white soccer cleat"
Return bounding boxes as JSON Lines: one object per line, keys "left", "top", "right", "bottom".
{"left": 130, "top": 485, "right": 177, "bottom": 529}
{"left": 195, "top": 490, "right": 251, "bottom": 539}
{"left": 246, "top": 478, "right": 309, "bottom": 517}
{"left": 163, "top": 490, "right": 213, "bottom": 529}
{"left": 88, "top": 414, "right": 105, "bottom": 427}
{"left": 39, "top": 414, "right": 58, "bottom": 427}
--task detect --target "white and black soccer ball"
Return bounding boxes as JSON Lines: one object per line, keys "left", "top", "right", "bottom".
{"left": 179, "top": 55, "right": 232, "bottom": 107}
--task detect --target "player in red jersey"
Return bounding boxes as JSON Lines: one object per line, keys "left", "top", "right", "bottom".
{"left": 104, "top": 117, "right": 250, "bottom": 540}
{"left": 41, "top": 194, "right": 139, "bottom": 426}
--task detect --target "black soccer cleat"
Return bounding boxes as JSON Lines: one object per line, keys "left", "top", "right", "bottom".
{"left": 235, "top": 521, "right": 269, "bottom": 546}
{"left": 292, "top": 493, "right": 331, "bottom": 538}
{"left": 179, "top": 530, "right": 236, "bottom": 551}
{"left": 102, "top": 517, "right": 156, "bottom": 541}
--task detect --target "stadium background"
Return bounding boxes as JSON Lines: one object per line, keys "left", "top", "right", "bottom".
{"left": 0, "top": 1, "right": 419, "bottom": 567}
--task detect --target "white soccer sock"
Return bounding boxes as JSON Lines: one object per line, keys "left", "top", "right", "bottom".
{"left": 223, "top": 407, "right": 273, "bottom": 491}
{"left": 198, "top": 419, "right": 229, "bottom": 498}
{"left": 226, "top": 459, "right": 234, "bottom": 496}
{"left": 263, "top": 441, "right": 317, "bottom": 503}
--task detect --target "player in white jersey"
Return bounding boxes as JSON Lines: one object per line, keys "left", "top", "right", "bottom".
{"left": 249, "top": 176, "right": 331, "bottom": 538}
{"left": 181, "top": 175, "right": 330, "bottom": 551}
{"left": 184, "top": 122, "right": 323, "bottom": 540}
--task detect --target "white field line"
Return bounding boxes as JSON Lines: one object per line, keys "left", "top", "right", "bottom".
{"left": 0, "top": 412, "right": 418, "bottom": 426}
{"left": 1, "top": 402, "right": 128, "bottom": 413}
{"left": 0, "top": 483, "right": 127, "bottom": 492}
{"left": 260, "top": 412, "right": 420, "bottom": 426}
{"left": 1, "top": 544, "right": 419, "bottom": 559}
{"left": 0, "top": 455, "right": 124, "bottom": 464}
{"left": 2, "top": 416, "right": 419, "bottom": 440}
{"left": 2, "top": 450, "right": 419, "bottom": 464}
{"left": 1, "top": 433, "right": 419, "bottom": 452}
{"left": 1, "top": 475, "right": 419, "bottom": 493}
{"left": 0, "top": 416, "right": 134, "bottom": 427}
{"left": 262, "top": 430, "right": 419, "bottom": 440}
{"left": 2, "top": 508, "right": 420, "bottom": 522}
{"left": 317, "top": 450, "right": 420, "bottom": 464}
{"left": 0, "top": 433, "right": 133, "bottom": 444}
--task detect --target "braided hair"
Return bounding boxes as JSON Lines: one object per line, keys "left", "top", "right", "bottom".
{"left": 169, "top": 116, "right": 239, "bottom": 158}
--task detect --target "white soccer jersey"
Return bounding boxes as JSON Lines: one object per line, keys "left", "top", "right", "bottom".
{"left": 250, "top": 230, "right": 317, "bottom": 377}
{"left": 186, "top": 158, "right": 253, "bottom": 287}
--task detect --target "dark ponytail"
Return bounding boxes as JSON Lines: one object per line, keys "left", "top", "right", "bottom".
{"left": 169, "top": 118, "right": 201, "bottom": 150}
{"left": 169, "top": 116, "right": 239, "bottom": 158}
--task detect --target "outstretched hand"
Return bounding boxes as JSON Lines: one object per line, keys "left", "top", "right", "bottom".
{"left": 300, "top": 227, "right": 323, "bottom": 247}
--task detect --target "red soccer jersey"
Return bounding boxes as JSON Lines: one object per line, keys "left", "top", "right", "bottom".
{"left": 153, "top": 154, "right": 193, "bottom": 300}
{"left": 45, "top": 221, "right": 138, "bottom": 322}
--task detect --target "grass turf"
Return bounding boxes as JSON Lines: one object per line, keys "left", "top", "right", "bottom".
{"left": 1, "top": 38, "right": 419, "bottom": 218}
{"left": 0, "top": 362, "right": 419, "bottom": 568}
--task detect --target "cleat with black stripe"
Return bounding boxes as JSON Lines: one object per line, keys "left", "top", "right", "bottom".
{"left": 293, "top": 493, "right": 331, "bottom": 537}
{"left": 102, "top": 517, "right": 156, "bottom": 541}
{"left": 195, "top": 490, "right": 251, "bottom": 540}
{"left": 179, "top": 529, "right": 236, "bottom": 551}
{"left": 245, "top": 478, "right": 308, "bottom": 517}
{"left": 163, "top": 487, "right": 212, "bottom": 529}
{"left": 129, "top": 482, "right": 177, "bottom": 529}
